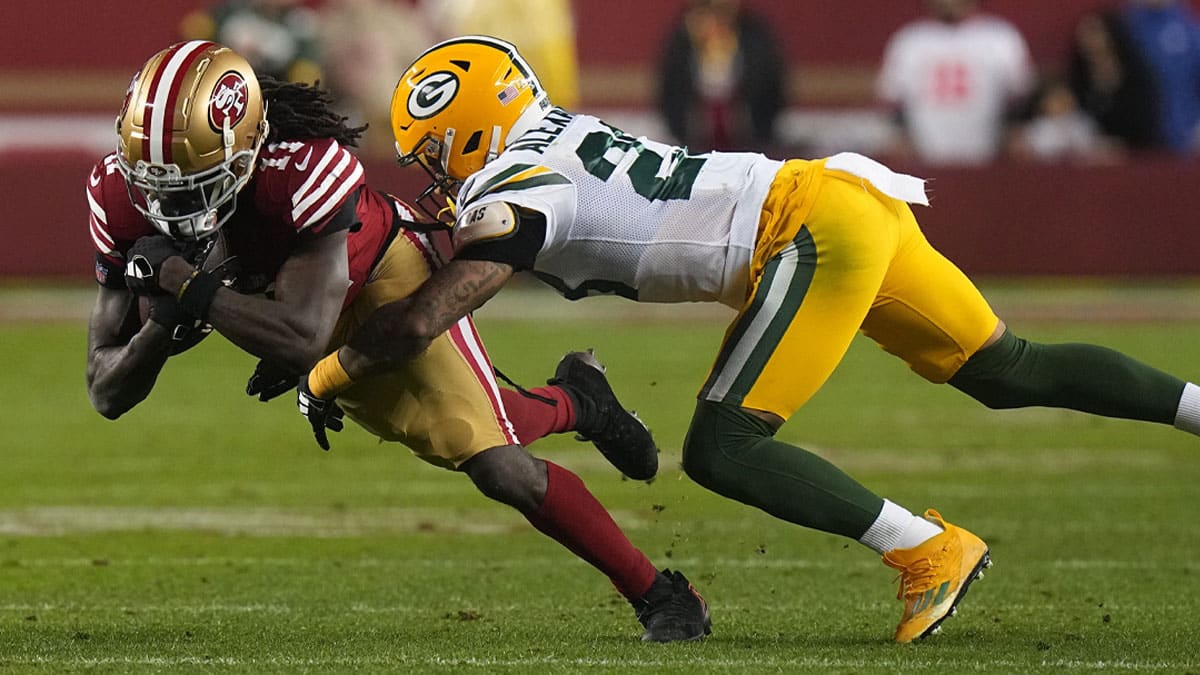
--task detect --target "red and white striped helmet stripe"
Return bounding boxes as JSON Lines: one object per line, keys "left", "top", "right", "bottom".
{"left": 141, "top": 40, "right": 215, "bottom": 165}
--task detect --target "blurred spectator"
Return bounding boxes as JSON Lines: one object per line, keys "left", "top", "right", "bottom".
{"left": 319, "top": 0, "right": 432, "bottom": 158}
{"left": 181, "top": 0, "right": 323, "bottom": 84}
{"left": 876, "top": 0, "right": 1035, "bottom": 165}
{"left": 1121, "top": 0, "right": 1200, "bottom": 154}
{"left": 421, "top": 0, "right": 580, "bottom": 108}
{"left": 1067, "top": 10, "right": 1161, "bottom": 151}
{"left": 657, "top": 0, "right": 785, "bottom": 152}
{"left": 1009, "top": 76, "right": 1123, "bottom": 163}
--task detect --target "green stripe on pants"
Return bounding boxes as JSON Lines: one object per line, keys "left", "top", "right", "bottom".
{"left": 702, "top": 226, "right": 817, "bottom": 406}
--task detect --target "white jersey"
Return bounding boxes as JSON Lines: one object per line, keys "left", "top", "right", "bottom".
{"left": 876, "top": 14, "right": 1033, "bottom": 165}
{"left": 454, "top": 109, "right": 783, "bottom": 307}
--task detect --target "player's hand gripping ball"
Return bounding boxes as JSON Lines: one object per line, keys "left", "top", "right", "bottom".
{"left": 125, "top": 235, "right": 187, "bottom": 295}
{"left": 135, "top": 231, "right": 236, "bottom": 354}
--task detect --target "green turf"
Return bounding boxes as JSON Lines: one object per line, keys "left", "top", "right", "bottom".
{"left": 1, "top": 286, "right": 1199, "bottom": 673}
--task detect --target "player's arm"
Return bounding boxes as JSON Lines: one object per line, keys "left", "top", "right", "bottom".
{"left": 295, "top": 201, "right": 538, "bottom": 449}
{"left": 158, "top": 229, "right": 350, "bottom": 375}
{"left": 330, "top": 200, "right": 540, "bottom": 385}
{"left": 337, "top": 257, "right": 515, "bottom": 378}
{"left": 298, "top": 256, "right": 511, "bottom": 449}
{"left": 85, "top": 284, "right": 175, "bottom": 419}
{"left": 85, "top": 158, "right": 183, "bottom": 419}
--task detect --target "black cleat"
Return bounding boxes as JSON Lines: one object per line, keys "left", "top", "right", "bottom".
{"left": 631, "top": 569, "right": 712, "bottom": 642}
{"left": 548, "top": 350, "right": 659, "bottom": 480}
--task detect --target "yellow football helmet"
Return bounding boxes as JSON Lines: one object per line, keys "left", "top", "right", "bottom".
{"left": 391, "top": 35, "right": 550, "bottom": 201}
{"left": 116, "top": 41, "right": 268, "bottom": 240}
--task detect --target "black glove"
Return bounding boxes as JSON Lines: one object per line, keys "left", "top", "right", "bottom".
{"left": 125, "top": 235, "right": 187, "bottom": 294}
{"left": 144, "top": 293, "right": 190, "bottom": 330}
{"left": 246, "top": 360, "right": 299, "bottom": 402}
{"left": 145, "top": 294, "right": 211, "bottom": 353}
{"left": 297, "top": 376, "right": 345, "bottom": 451}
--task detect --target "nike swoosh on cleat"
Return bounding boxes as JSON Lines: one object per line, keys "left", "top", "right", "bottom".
{"left": 294, "top": 148, "right": 313, "bottom": 172}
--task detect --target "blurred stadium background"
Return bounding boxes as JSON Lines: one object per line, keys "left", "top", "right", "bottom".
{"left": 3, "top": 3, "right": 1200, "bottom": 670}
{"left": 2, "top": 0, "right": 1199, "bottom": 282}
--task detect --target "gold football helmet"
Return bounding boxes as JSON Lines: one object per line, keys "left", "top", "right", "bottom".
{"left": 116, "top": 41, "right": 268, "bottom": 240}
{"left": 391, "top": 35, "right": 550, "bottom": 203}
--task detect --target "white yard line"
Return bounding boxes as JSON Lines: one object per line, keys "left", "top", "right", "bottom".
{"left": 0, "top": 505, "right": 648, "bottom": 537}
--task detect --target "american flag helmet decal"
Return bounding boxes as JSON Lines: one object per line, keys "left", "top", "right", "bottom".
{"left": 497, "top": 83, "right": 520, "bottom": 106}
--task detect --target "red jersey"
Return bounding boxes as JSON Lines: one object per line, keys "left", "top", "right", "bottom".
{"left": 87, "top": 138, "right": 416, "bottom": 307}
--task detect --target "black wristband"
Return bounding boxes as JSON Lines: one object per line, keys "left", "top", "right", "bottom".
{"left": 176, "top": 269, "right": 223, "bottom": 320}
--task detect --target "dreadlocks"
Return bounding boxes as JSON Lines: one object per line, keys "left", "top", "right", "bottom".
{"left": 259, "top": 76, "right": 367, "bottom": 147}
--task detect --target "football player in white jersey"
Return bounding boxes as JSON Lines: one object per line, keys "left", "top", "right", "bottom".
{"left": 876, "top": 0, "right": 1034, "bottom": 165}
{"left": 87, "top": 41, "right": 711, "bottom": 644}
{"left": 296, "top": 36, "right": 1200, "bottom": 642}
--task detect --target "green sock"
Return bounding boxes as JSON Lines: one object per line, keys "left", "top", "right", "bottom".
{"left": 682, "top": 400, "right": 883, "bottom": 539}
{"left": 948, "top": 329, "right": 1185, "bottom": 423}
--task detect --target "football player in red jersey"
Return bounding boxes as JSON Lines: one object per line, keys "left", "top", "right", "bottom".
{"left": 84, "top": 41, "right": 710, "bottom": 643}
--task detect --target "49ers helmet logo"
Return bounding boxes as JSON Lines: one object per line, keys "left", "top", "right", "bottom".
{"left": 407, "top": 71, "right": 459, "bottom": 120}
{"left": 209, "top": 71, "right": 249, "bottom": 130}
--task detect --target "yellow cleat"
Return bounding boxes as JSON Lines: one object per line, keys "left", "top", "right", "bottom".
{"left": 881, "top": 509, "right": 991, "bottom": 643}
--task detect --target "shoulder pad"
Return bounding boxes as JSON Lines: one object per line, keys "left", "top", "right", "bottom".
{"left": 453, "top": 202, "right": 517, "bottom": 253}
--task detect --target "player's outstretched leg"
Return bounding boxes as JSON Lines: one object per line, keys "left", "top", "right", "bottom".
{"left": 461, "top": 445, "right": 708, "bottom": 641}
{"left": 547, "top": 350, "right": 659, "bottom": 480}
{"left": 632, "top": 568, "right": 712, "bottom": 642}
{"left": 948, "top": 328, "right": 1196, "bottom": 430}
{"left": 880, "top": 510, "right": 991, "bottom": 643}
{"left": 683, "top": 400, "right": 989, "bottom": 642}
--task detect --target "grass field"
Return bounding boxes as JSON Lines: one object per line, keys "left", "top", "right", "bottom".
{"left": 1, "top": 282, "right": 1199, "bottom": 673}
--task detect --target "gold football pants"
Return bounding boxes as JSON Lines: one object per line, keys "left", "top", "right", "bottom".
{"left": 328, "top": 224, "right": 519, "bottom": 469}
{"left": 700, "top": 160, "right": 1000, "bottom": 420}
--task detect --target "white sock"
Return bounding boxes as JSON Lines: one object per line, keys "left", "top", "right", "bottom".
{"left": 1174, "top": 382, "right": 1200, "bottom": 435}
{"left": 858, "top": 499, "right": 944, "bottom": 555}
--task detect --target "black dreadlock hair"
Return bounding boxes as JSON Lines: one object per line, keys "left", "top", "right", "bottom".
{"left": 258, "top": 76, "right": 367, "bottom": 147}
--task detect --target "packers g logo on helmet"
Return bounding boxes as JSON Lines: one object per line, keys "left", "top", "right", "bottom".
{"left": 391, "top": 35, "right": 550, "bottom": 200}
{"left": 408, "top": 71, "right": 460, "bottom": 120}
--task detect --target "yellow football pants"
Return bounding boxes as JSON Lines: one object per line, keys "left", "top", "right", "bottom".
{"left": 700, "top": 159, "right": 1001, "bottom": 420}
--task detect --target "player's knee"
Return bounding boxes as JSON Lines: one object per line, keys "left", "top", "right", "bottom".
{"left": 461, "top": 445, "right": 547, "bottom": 512}
{"left": 681, "top": 401, "right": 770, "bottom": 492}
{"left": 949, "top": 329, "right": 1043, "bottom": 409}
{"left": 680, "top": 431, "right": 718, "bottom": 492}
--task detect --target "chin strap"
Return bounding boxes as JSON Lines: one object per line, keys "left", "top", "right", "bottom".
{"left": 436, "top": 195, "right": 457, "bottom": 224}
